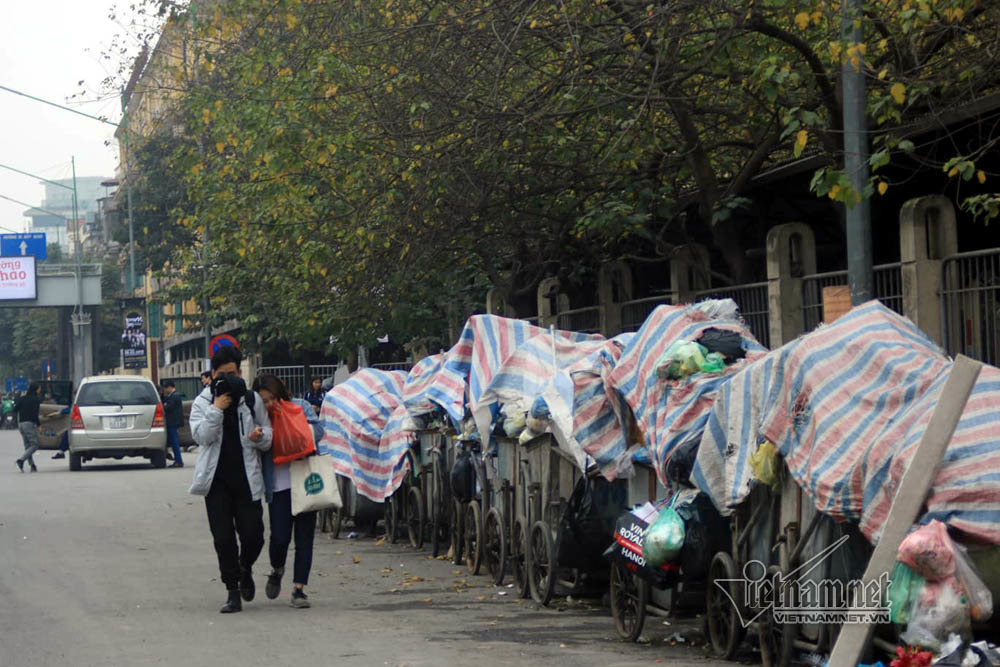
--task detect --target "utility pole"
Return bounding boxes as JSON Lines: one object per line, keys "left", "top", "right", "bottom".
{"left": 120, "top": 89, "right": 137, "bottom": 293}
{"left": 842, "top": 0, "right": 873, "bottom": 305}
{"left": 71, "top": 156, "right": 91, "bottom": 384}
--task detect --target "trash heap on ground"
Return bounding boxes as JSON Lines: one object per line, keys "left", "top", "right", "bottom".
{"left": 315, "top": 298, "right": 1000, "bottom": 665}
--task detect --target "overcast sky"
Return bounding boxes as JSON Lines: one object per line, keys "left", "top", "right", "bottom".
{"left": 0, "top": 0, "right": 138, "bottom": 234}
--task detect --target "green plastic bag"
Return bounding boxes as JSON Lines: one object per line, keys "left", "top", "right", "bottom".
{"left": 642, "top": 494, "right": 686, "bottom": 567}
{"left": 657, "top": 340, "right": 711, "bottom": 380}
{"left": 699, "top": 352, "right": 726, "bottom": 374}
{"left": 887, "top": 561, "right": 925, "bottom": 625}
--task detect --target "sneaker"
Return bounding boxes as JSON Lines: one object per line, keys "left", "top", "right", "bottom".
{"left": 15, "top": 459, "right": 23, "bottom": 473}
{"left": 29, "top": 464, "right": 38, "bottom": 473}
{"left": 52, "top": 452, "right": 65, "bottom": 459}
{"left": 239, "top": 569, "right": 255, "bottom": 602}
{"left": 265, "top": 568, "right": 283, "bottom": 600}
{"left": 170, "top": 461, "right": 184, "bottom": 468}
{"left": 290, "top": 589, "right": 310, "bottom": 608}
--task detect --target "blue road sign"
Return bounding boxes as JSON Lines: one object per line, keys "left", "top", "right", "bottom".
{"left": 13, "top": 377, "right": 28, "bottom": 393}
{"left": 1, "top": 233, "right": 47, "bottom": 260}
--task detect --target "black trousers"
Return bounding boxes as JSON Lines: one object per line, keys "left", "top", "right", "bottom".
{"left": 268, "top": 489, "right": 317, "bottom": 586}
{"left": 204, "top": 476, "right": 265, "bottom": 590}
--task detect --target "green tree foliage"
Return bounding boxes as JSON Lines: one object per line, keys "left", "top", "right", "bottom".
{"left": 115, "top": 0, "right": 1000, "bottom": 352}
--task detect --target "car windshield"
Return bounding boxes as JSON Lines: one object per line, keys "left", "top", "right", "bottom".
{"left": 77, "top": 382, "right": 159, "bottom": 407}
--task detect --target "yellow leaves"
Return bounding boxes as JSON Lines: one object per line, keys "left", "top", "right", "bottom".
{"left": 320, "top": 267, "right": 328, "bottom": 277}
{"left": 387, "top": 65, "right": 399, "bottom": 76}
{"left": 237, "top": 247, "right": 246, "bottom": 257}
{"left": 529, "top": 19, "right": 538, "bottom": 29}
{"left": 794, "top": 129, "right": 808, "bottom": 157}
{"left": 214, "top": 100, "right": 224, "bottom": 110}
{"left": 286, "top": 13, "right": 299, "bottom": 30}
{"left": 278, "top": 67, "right": 293, "bottom": 77}
{"left": 828, "top": 41, "right": 842, "bottom": 61}
{"left": 977, "top": 170, "right": 987, "bottom": 184}
{"left": 202, "top": 108, "right": 212, "bottom": 124}
{"left": 324, "top": 85, "right": 339, "bottom": 99}
{"left": 296, "top": 236, "right": 304, "bottom": 245}
{"left": 327, "top": 144, "right": 337, "bottom": 156}
{"left": 878, "top": 68, "right": 888, "bottom": 81}
{"left": 216, "top": 141, "right": 226, "bottom": 154}
{"left": 943, "top": 6, "right": 965, "bottom": 23}
{"left": 828, "top": 184, "right": 842, "bottom": 200}
{"left": 877, "top": 181, "right": 889, "bottom": 195}
{"left": 889, "top": 82, "right": 906, "bottom": 105}
{"left": 794, "top": 12, "right": 810, "bottom": 30}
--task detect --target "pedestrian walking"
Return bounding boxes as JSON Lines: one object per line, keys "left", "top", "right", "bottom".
{"left": 189, "top": 346, "right": 272, "bottom": 613}
{"left": 302, "top": 377, "right": 324, "bottom": 417}
{"left": 253, "top": 374, "right": 322, "bottom": 609}
{"left": 161, "top": 380, "right": 184, "bottom": 468}
{"left": 14, "top": 383, "right": 42, "bottom": 473}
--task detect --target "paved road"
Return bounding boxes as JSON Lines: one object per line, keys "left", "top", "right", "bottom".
{"left": 0, "top": 430, "right": 742, "bottom": 667}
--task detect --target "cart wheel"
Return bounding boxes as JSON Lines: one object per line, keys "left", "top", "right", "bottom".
{"left": 406, "top": 486, "right": 425, "bottom": 549}
{"left": 528, "top": 521, "right": 555, "bottom": 606}
{"left": 610, "top": 560, "right": 649, "bottom": 642}
{"left": 760, "top": 565, "right": 795, "bottom": 667}
{"left": 452, "top": 499, "right": 465, "bottom": 565}
{"left": 330, "top": 503, "right": 344, "bottom": 540}
{"left": 512, "top": 518, "right": 530, "bottom": 599}
{"left": 387, "top": 487, "right": 404, "bottom": 544}
{"left": 484, "top": 507, "right": 506, "bottom": 585}
{"left": 706, "top": 551, "right": 744, "bottom": 660}
{"left": 464, "top": 500, "right": 483, "bottom": 575}
{"left": 431, "top": 454, "right": 449, "bottom": 557}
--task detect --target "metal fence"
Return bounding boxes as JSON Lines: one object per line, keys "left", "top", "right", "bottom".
{"left": 256, "top": 365, "right": 309, "bottom": 397}
{"left": 696, "top": 282, "right": 771, "bottom": 349}
{"left": 370, "top": 362, "right": 414, "bottom": 372}
{"left": 801, "top": 263, "right": 904, "bottom": 333}
{"left": 556, "top": 306, "right": 602, "bottom": 334}
{"left": 941, "top": 249, "right": 1000, "bottom": 366}
{"left": 619, "top": 295, "right": 673, "bottom": 332}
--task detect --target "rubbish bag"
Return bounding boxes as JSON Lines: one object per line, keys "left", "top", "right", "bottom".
{"left": 887, "top": 561, "right": 925, "bottom": 625}
{"left": 898, "top": 520, "right": 957, "bottom": 580}
{"left": 750, "top": 441, "right": 781, "bottom": 488}
{"left": 643, "top": 494, "right": 686, "bottom": 566}
{"left": 900, "top": 576, "right": 971, "bottom": 652}
{"left": 604, "top": 509, "right": 681, "bottom": 589}
{"left": 701, "top": 352, "right": 727, "bottom": 374}
{"left": 530, "top": 396, "right": 551, "bottom": 420}
{"left": 269, "top": 400, "right": 317, "bottom": 465}
{"left": 502, "top": 406, "right": 526, "bottom": 438}
{"left": 675, "top": 492, "right": 730, "bottom": 580}
{"left": 656, "top": 340, "right": 710, "bottom": 380}
{"left": 665, "top": 438, "right": 700, "bottom": 489}
{"left": 450, "top": 448, "right": 476, "bottom": 503}
{"left": 557, "top": 476, "right": 626, "bottom": 571}
{"left": 953, "top": 542, "right": 994, "bottom": 622}
{"left": 697, "top": 327, "right": 746, "bottom": 360}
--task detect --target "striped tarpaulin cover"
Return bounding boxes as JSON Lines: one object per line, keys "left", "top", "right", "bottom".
{"left": 753, "top": 301, "right": 1000, "bottom": 545}
{"left": 399, "top": 353, "right": 445, "bottom": 417}
{"left": 424, "top": 314, "right": 602, "bottom": 426}
{"left": 606, "top": 300, "right": 768, "bottom": 488}
{"left": 318, "top": 368, "right": 411, "bottom": 502}
{"left": 476, "top": 332, "right": 634, "bottom": 475}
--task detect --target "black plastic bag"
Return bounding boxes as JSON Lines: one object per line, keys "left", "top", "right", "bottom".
{"left": 665, "top": 439, "right": 700, "bottom": 489}
{"left": 557, "top": 476, "right": 627, "bottom": 571}
{"left": 697, "top": 328, "right": 745, "bottom": 360}
{"left": 675, "top": 492, "right": 730, "bottom": 581}
{"left": 451, "top": 448, "right": 476, "bottom": 503}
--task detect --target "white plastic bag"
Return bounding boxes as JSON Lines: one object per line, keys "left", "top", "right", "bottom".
{"left": 290, "top": 455, "right": 342, "bottom": 515}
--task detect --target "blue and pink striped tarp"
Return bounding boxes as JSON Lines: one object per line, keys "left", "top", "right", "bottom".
{"left": 696, "top": 301, "right": 1000, "bottom": 546}
{"left": 400, "top": 353, "right": 445, "bottom": 418}
{"left": 423, "top": 315, "right": 602, "bottom": 426}
{"left": 318, "top": 368, "right": 411, "bottom": 502}
{"left": 607, "top": 300, "right": 767, "bottom": 487}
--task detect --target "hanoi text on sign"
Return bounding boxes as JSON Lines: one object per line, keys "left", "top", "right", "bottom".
{"left": 0, "top": 233, "right": 47, "bottom": 260}
{"left": 0, "top": 256, "right": 37, "bottom": 300}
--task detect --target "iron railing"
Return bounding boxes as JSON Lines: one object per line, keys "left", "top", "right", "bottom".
{"left": 801, "top": 263, "right": 904, "bottom": 332}
{"left": 696, "top": 282, "right": 771, "bottom": 348}
{"left": 370, "top": 362, "right": 414, "bottom": 372}
{"left": 619, "top": 295, "right": 673, "bottom": 332}
{"left": 941, "top": 249, "right": 1000, "bottom": 366}
{"left": 556, "top": 306, "right": 602, "bottom": 334}
{"left": 256, "top": 365, "right": 308, "bottom": 397}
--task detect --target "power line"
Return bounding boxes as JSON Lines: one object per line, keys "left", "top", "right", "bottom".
{"left": 0, "top": 84, "right": 119, "bottom": 128}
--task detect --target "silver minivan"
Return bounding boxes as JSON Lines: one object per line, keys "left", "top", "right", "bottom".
{"left": 68, "top": 376, "right": 168, "bottom": 470}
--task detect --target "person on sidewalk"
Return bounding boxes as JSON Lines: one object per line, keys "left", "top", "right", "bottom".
{"left": 14, "top": 383, "right": 42, "bottom": 473}
{"left": 253, "top": 374, "right": 323, "bottom": 609}
{"left": 161, "top": 380, "right": 184, "bottom": 468}
{"left": 189, "top": 346, "right": 272, "bottom": 613}
{"left": 302, "top": 377, "right": 324, "bottom": 417}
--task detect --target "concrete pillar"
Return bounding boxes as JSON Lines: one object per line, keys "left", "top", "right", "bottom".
{"left": 70, "top": 310, "right": 94, "bottom": 387}
{"left": 57, "top": 307, "right": 72, "bottom": 381}
{"left": 900, "top": 195, "right": 958, "bottom": 346}
{"left": 537, "top": 277, "right": 568, "bottom": 329}
{"left": 597, "top": 261, "right": 633, "bottom": 337}
{"left": 766, "top": 223, "right": 816, "bottom": 347}
{"left": 485, "top": 287, "right": 516, "bottom": 319}
{"left": 668, "top": 244, "right": 711, "bottom": 304}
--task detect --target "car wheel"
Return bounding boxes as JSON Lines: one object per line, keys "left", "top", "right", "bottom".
{"left": 69, "top": 452, "right": 82, "bottom": 471}
{"left": 150, "top": 449, "right": 167, "bottom": 469}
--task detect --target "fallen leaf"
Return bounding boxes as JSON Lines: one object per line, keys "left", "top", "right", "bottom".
{"left": 475, "top": 596, "right": 486, "bottom": 601}
{"left": 423, "top": 598, "right": 433, "bottom": 603}
{"left": 353, "top": 556, "right": 361, "bottom": 564}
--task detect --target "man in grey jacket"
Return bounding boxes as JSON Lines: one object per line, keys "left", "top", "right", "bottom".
{"left": 189, "top": 346, "right": 272, "bottom": 613}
